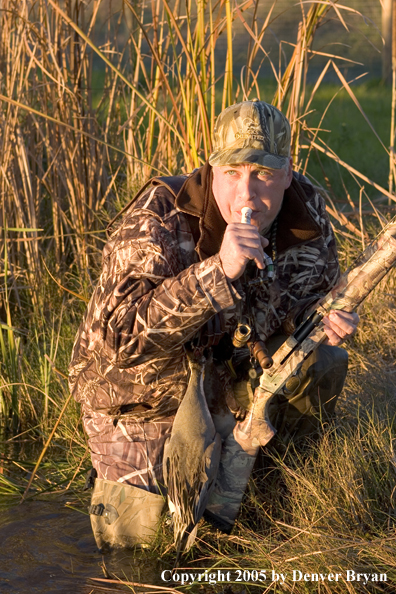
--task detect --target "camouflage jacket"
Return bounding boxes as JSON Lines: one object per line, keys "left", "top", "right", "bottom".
{"left": 69, "top": 163, "right": 340, "bottom": 421}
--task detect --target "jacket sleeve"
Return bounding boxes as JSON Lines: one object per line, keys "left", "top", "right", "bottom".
{"left": 80, "top": 191, "right": 241, "bottom": 369}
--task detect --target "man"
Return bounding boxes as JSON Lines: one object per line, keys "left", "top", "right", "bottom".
{"left": 69, "top": 100, "right": 359, "bottom": 550}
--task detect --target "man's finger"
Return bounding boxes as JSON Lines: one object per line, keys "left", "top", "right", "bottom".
{"left": 322, "top": 310, "right": 359, "bottom": 345}
{"left": 260, "top": 236, "right": 270, "bottom": 249}
{"left": 322, "top": 325, "right": 343, "bottom": 346}
{"left": 243, "top": 245, "right": 265, "bottom": 269}
{"left": 328, "top": 311, "right": 358, "bottom": 337}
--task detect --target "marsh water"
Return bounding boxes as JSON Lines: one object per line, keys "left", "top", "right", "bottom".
{"left": 0, "top": 493, "right": 167, "bottom": 594}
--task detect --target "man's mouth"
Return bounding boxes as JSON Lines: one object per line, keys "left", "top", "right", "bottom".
{"left": 236, "top": 210, "right": 260, "bottom": 219}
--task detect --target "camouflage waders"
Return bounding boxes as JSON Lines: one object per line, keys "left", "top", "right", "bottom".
{"left": 87, "top": 419, "right": 172, "bottom": 550}
{"left": 89, "top": 478, "right": 165, "bottom": 550}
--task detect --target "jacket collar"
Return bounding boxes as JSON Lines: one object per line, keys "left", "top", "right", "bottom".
{"left": 175, "top": 162, "right": 322, "bottom": 259}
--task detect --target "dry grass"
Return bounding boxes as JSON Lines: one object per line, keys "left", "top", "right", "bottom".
{"left": 1, "top": 1, "right": 396, "bottom": 589}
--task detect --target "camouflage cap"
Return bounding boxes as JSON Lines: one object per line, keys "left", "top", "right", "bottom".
{"left": 208, "top": 100, "right": 291, "bottom": 169}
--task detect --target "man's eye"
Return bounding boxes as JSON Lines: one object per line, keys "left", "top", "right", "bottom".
{"left": 225, "top": 170, "right": 237, "bottom": 176}
{"left": 257, "top": 170, "right": 270, "bottom": 178}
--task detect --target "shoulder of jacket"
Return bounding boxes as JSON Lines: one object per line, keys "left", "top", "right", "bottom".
{"left": 292, "top": 171, "right": 328, "bottom": 218}
{"left": 106, "top": 173, "right": 192, "bottom": 238}
{"left": 150, "top": 174, "right": 189, "bottom": 198}
{"left": 292, "top": 171, "right": 317, "bottom": 201}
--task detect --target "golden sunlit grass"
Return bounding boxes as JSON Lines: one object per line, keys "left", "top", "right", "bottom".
{"left": 1, "top": 1, "right": 396, "bottom": 590}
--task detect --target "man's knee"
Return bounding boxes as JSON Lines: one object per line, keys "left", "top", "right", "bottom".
{"left": 88, "top": 477, "right": 165, "bottom": 551}
{"left": 268, "top": 344, "right": 348, "bottom": 445}
{"left": 306, "top": 344, "right": 348, "bottom": 410}
{"left": 307, "top": 343, "right": 348, "bottom": 378}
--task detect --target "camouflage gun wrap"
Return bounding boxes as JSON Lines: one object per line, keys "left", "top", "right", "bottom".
{"left": 206, "top": 214, "right": 396, "bottom": 526}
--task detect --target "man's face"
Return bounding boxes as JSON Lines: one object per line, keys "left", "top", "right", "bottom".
{"left": 212, "top": 160, "right": 293, "bottom": 233}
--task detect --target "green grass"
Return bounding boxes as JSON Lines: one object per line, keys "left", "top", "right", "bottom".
{"left": 303, "top": 82, "right": 392, "bottom": 203}
{"left": 249, "top": 78, "right": 392, "bottom": 207}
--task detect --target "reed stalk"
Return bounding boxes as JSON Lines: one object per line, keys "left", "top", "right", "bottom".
{"left": 389, "top": 2, "right": 396, "bottom": 203}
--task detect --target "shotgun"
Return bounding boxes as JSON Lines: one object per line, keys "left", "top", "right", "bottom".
{"left": 205, "top": 213, "right": 396, "bottom": 528}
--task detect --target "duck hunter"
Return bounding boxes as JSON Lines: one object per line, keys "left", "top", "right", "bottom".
{"left": 69, "top": 100, "right": 359, "bottom": 551}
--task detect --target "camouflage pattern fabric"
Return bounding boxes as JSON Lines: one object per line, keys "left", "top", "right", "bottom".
{"left": 89, "top": 478, "right": 165, "bottom": 550}
{"left": 208, "top": 100, "right": 291, "bottom": 168}
{"left": 69, "top": 166, "right": 340, "bottom": 491}
{"left": 86, "top": 416, "right": 173, "bottom": 493}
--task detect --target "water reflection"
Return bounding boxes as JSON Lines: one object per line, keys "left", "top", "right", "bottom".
{"left": 0, "top": 496, "right": 166, "bottom": 594}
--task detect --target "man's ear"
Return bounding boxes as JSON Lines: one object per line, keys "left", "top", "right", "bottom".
{"left": 285, "top": 157, "right": 293, "bottom": 188}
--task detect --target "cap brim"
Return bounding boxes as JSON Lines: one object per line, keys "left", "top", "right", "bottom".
{"left": 208, "top": 148, "right": 288, "bottom": 169}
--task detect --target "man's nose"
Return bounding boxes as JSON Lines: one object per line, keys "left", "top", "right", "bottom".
{"left": 237, "top": 173, "right": 256, "bottom": 201}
